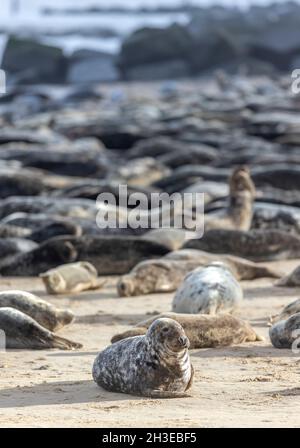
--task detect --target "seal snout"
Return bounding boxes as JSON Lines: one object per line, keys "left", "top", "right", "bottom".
{"left": 178, "top": 335, "right": 189, "bottom": 348}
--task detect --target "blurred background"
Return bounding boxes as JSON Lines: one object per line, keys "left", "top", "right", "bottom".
{"left": 1, "top": 0, "right": 300, "bottom": 85}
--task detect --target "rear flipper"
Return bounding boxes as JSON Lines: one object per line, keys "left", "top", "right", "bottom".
{"left": 50, "top": 334, "right": 83, "bottom": 350}
{"left": 111, "top": 327, "right": 147, "bottom": 344}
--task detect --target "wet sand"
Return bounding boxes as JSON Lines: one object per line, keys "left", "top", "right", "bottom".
{"left": 0, "top": 259, "right": 300, "bottom": 428}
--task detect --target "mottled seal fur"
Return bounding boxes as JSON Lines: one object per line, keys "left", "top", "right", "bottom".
{"left": 0, "top": 290, "right": 74, "bottom": 331}
{"left": 0, "top": 236, "right": 169, "bottom": 276}
{"left": 269, "top": 313, "right": 300, "bottom": 349}
{"left": 184, "top": 229, "right": 300, "bottom": 261}
{"left": 276, "top": 265, "right": 300, "bottom": 287}
{"left": 93, "top": 318, "right": 193, "bottom": 398}
{"left": 40, "top": 261, "right": 105, "bottom": 294}
{"left": 0, "top": 308, "right": 82, "bottom": 350}
{"left": 270, "top": 299, "right": 300, "bottom": 324}
{"left": 117, "top": 249, "right": 280, "bottom": 297}
{"left": 111, "top": 312, "right": 263, "bottom": 348}
{"left": 29, "top": 221, "right": 82, "bottom": 244}
{"left": 172, "top": 263, "right": 243, "bottom": 314}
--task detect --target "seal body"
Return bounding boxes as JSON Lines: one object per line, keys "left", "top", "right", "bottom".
{"left": 0, "top": 290, "right": 74, "bottom": 331}
{"left": 172, "top": 263, "right": 243, "bottom": 314}
{"left": 93, "top": 318, "right": 193, "bottom": 398}
{"left": 0, "top": 307, "right": 82, "bottom": 350}
{"left": 40, "top": 261, "right": 104, "bottom": 294}
{"left": 184, "top": 229, "right": 300, "bottom": 261}
{"left": 276, "top": 265, "right": 300, "bottom": 286}
{"left": 117, "top": 249, "right": 280, "bottom": 297}
{"left": 270, "top": 298, "right": 300, "bottom": 324}
{"left": 111, "top": 312, "right": 263, "bottom": 348}
{"left": 269, "top": 313, "right": 300, "bottom": 348}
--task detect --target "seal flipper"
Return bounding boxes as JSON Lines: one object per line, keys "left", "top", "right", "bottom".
{"left": 142, "top": 390, "right": 191, "bottom": 399}
{"left": 48, "top": 334, "right": 82, "bottom": 350}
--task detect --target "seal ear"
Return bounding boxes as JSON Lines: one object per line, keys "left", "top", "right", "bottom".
{"left": 61, "top": 242, "right": 78, "bottom": 263}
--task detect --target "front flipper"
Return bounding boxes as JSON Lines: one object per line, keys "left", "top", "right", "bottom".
{"left": 142, "top": 390, "right": 192, "bottom": 399}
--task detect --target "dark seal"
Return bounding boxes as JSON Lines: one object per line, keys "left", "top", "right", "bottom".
{"left": 92, "top": 318, "right": 193, "bottom": 398}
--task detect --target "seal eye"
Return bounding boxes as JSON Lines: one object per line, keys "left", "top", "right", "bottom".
{"left": 162, "top": 327, "right": 169, "bottom": 333}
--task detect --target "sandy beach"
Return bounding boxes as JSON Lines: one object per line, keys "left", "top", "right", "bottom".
{"left": 0, "top": 258, "right": 300, "bottom": 428}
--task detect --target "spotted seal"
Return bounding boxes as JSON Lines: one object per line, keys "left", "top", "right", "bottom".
{"left": 184, "top": 229, "right": 300, "bottom": 261}
{"left": 40, "top": 261, "right": 105, "bottom": 294}
{"left": 117, "top": 249, "right": 280, "bottom": 297}
{"left": 269, "top": 313, "right": 300, "bottom": 349}
{"left": 111, "top": 312, "right": 263, "bottom": 348}
{"left": 172, "top": 263, "right": 243, "bottom": 314}
{"left": 0, "top": 307, "right": 82, "bottom": 350}
{"left": 0, "top": 290, "right": 74, "bottom": 331}
{"left": 93, "top": 318, "right": 193, "bottom": 398}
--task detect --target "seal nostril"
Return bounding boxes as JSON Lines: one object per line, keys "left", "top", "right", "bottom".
{"left": 179, "top": 336, "right": 187, "bottom": 346}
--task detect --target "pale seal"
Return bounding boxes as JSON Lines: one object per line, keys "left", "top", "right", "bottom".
{"left": 142, "top": 228, "right": 197, "bottom": 251}
{"left": 275, "top": 265, "right": 300, "bottom": 287}
{"left": 111, "top": 312, "right": 263, "bottom": 348}
{"left": 269, "top": 313, "right": 300, "bottom": 349}
{"left": 117, "top": 249, "right": 280, "bottom": 297}
{"left": 0, "top": 307, "right": 82, "bottom": 350}
{"left": 40, "top": 261, "right": 105, "bottom": 294}
{"left": 93, "top": 318, "right": 193, "bottom": 398}
{"left": 0, "top": 290, "right": 74, "bottom": 331}
{"left": 205, "top": 166, "right": 255, "bottom": 231}
{"left": 172, "top": 263, "right": 243, "bottom": 314}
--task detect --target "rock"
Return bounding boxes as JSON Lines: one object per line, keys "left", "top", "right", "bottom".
{"left": 2, "top": 36, "right": 67, "bottom": 84}
{"left": 67, "top": 49, "right": 119, "bottom": 83}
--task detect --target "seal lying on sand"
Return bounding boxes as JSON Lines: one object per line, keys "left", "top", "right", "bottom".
{"left": 183, "top": 229, "right": 300, "bottom": 261}
{"left": 142, "top": 228, "right": 196, "bottom": 251}
{"left": 40, "top": 261, "right": 105, "bottom": 294}
{"left": 270, "top": 298, "right": 300, "bottom": 324}
{"left": 111, "top": 312, "right": 263, "bottom": 348}
{"left": 117, "top": 249, "right": 280, "bottom": 297}
{"left": 275, "top": 265, "right": 300, "bottom": 287}
{"left": 172, "top": 263, "right": 243, "bottom": 314}
{"left": 0, "top": 236, "right": 169, "bottom": 276}
{"left": 0, "top": 308, "right": 82, "bottom": 350}
{"left": 0, "top": 290, "right": 74, "bottom": 331}
{"left": 269, "top": 313, "right": 300, "bottom": 348}
{"left": 93, "top": 318, "right": 193, "bottom": 398}
{"left": 205, "top": 166, "right": 255, "bottom": 231}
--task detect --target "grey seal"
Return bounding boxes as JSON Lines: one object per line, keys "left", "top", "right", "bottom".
{"left": 0, "top": 307, "right": 82, "bottom": 350}
{"left": 270, "top": 299, "right": 300, "bottom": 324}
{"left": 111, "top": 312, "right": 263, "bottom": 348}
{"left": 276, "top": 265, "right": 300, "bottom": 287}
{"left": 40, "top": 261, "right": 105, "bottom": 294}
{"left": 117, "top": 249, "right": 280, "bottom": 297}
{"left": 0, "top": 290, "right": 74, "bottom": 331}
{"left": 269, "top": 313, "right": 300, "bottom": 349}
{"left": 184, "top": 229, "right": 300, "bottom": 261}
{"left": 172, "top": 263, "right": 243, "bottom": 314}
{"left": 93, "top": 318, "right": 193, "bottom": 398}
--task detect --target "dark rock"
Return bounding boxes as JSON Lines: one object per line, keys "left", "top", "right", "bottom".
{"left": 2, "top": 36, "right": 67, "bottom": 84}
{"left": 67, "top": 49, "right": 119, "bottom": 83}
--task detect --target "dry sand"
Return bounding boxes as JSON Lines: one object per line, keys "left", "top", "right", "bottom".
{"left": 0, "top": 259, "right": 300, "bottom": 428}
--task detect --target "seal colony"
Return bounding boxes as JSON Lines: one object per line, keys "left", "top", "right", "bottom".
{"left": 1, "top": 75, "right": 300, "bottom": 412}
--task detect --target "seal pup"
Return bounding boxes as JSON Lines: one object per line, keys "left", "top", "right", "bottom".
{"left": 205, "top": 166, "right": 256, "bottom": 231}
{"left": 275, "top": 265, "right": 300, "bottom": 287}
{"left": 93, "top": 318, "right": 193, "bottom": 398}
{"left": 40, "top": 261, "right": 105, "bottom": 294}
{"left": 117, "top": 249, "right": 281, "bottom": 297}
{"left": 183, "top": 229, "right": 300, "bottom": 261}
{"left": 269, "top": 313, "right": 300, "bottom": 349}
{"left": 270, "top": 299, "right": 300, "bottom": 324}
{"left": 0, "top": 308, "right": 82, "bottom": 350}
{"left": 172, "top": 263, "right": 243, "bottom": 314}
{"left": 0, "top": 290, "right": 74, "bottom": 331}
{"left": 111, "top": 312, "right": 263, "bottom": 348}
